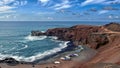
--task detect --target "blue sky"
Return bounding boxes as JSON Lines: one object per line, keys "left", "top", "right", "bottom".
{"left": 0, "top": 0, "right": 120, "bottom": 21}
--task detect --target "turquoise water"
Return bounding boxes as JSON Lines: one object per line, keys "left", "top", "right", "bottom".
{"left": 0, "top": 21, "right": 111, "bottom": 62}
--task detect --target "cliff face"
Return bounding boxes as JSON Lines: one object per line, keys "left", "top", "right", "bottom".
{"left": 90, "top": 34, "right": 120, "bottom": 63}
{"left": 32, "top": 24, "right": 112, "bottom": 49}
{"left": 31, "top": 22, "right": 120, "bottom": 66}
{"left": 80, "top": 33, "right": 120, "bottom": 68}
{"left": 45, "top": 25, "right": 110, "bottom": 49}
{"left": 31, "top": 23, "right": 120, "bottom": 50}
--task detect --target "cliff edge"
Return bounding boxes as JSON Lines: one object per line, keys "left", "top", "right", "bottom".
{"left": 31, "top": 22, "right": 120, "bottom": 66}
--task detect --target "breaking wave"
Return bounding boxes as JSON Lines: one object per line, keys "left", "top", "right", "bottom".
{"left": 17, "top": 45, "right": 28, "bottom": 51}
{"left": 25, "top": 35, "right": 47, "bottom": 41}
{"left": 0, "top": 41, "right": 69, "bottom": 62}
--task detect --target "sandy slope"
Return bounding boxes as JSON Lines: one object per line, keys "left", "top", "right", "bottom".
{"left": 79, "top": 27, "right": 120, "bottom": 68}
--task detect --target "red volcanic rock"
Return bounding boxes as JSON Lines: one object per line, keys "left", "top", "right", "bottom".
{"left": 80, "top": 33, "right": 120, "bottom": 68}
{"left": 45, "top": 25, "right": 109, "bottom": 49}
{"left": 31, "top": 22, "right": 120, "bottom": 67}
{"left": 31, "top": 22, "right": 119, "bottom": 50}
{"left": 45, "top": 28, "right": 69, "bottom": 40}
{"left": 87, "top": 34, "right": 109, "bottom": 49}
{"left": 104, "top": 22, "right": 120, "bottom": 32}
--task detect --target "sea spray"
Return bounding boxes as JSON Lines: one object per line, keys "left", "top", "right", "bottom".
{"left": 0, "top": 38, "right": 70, "bottom": 62}
{"left": 25, "top": 35, "right": 47, "bottom": 41}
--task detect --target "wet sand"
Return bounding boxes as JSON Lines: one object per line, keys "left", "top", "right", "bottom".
{"left": 0, "top": 61, "right": 79, "bottom": 68}
{"left": 1, "top": 61, "right": 120, "bottom": 68}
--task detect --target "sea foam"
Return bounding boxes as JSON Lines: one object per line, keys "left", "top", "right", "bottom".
{"left": 25, "top": 35, "right": 47, "bottom": 41}
{"left": 17, "top": 45, "right": 28, "bottom": 51}
{"left": 0, "top": 41, "right": 69, "bottom": 62}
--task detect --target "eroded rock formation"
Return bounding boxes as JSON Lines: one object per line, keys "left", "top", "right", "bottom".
{"left": 31, "top": 23, "right": 120, "bottom": 49}
{"left": 31, "top": 22, "right": 120, "bottom": 67}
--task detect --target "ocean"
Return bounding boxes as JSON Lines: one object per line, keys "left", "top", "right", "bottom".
{"left": 0, "top": 21, "right": 111, "bottom": 62}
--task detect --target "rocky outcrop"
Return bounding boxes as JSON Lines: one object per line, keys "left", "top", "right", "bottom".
{"left": 87, "top": 33, "right": 109, "bottom": 49}
{"left": 31, "top": 31, "right": 45, "bottom": 36}
{"left": 31, "top": 24, "right": 114, "bottom": 49}
{"left": 90, "top": 33, "right": 120, "bottom": 63}
{"left": 31, "top": 22, "right": 120, "bottom": 66}
{"left": 80, "top": 33, "right": 120, "bottom": 68}
{"left": 104, "top": 22, "right": 120, "bottom": 32}
{"left": 0, "top": 58, "right": 19, "bottom": 64}
{"left": 32, "top": 23, "right": 120, "bottom": 49}
{"left": 45, "top": 25, "right": 111, "bottom": 49}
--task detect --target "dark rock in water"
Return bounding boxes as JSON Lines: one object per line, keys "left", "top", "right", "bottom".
{"left": 67, "top": 41, "right": 75, "bottom": 47}
{"left": 66, "top": 41, "right": 77, "bottom": 49}
{"left": 31, "top": 30, "right": 45, "bottom": 36}
{"left": 60, "top": 41, "right": 77, "bottom": 52}
{"left": 0, "top": 60, "right": 4, "bottom": 63}
{"left": 0, "top": 58, "right": 19, "bottom": 65}
{"left": 4, "top": 58, "right": 19, "bottom": 64}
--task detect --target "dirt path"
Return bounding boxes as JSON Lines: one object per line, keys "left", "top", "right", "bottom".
{"left": 102, "top": 26, "right": 120, "bottom": 34}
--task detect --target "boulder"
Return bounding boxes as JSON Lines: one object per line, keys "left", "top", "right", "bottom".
{"left": 31, "top": 31, "right": 45, "bottom": 36}
{"left": 0, "top": 58, "right": 19, "bottom": 64}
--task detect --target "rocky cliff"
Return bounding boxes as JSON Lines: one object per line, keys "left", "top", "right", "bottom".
{"left": 32, "top": 23, "right": 120, "bottom": 49}
{"left": 44, "top": 25, "right": 110, "bottom": 49}
{"left": 80, "top": 33, "right": 120, "bottom": 68}
{"left": 31, "top": 22, "right": 120, "bottom": 67}
{"left": 104, "top": 22, "right": 120, "bottom": 32}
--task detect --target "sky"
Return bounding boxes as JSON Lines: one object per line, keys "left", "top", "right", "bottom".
{"left": 0, "top": 0, "right": 120, "bottom": 21}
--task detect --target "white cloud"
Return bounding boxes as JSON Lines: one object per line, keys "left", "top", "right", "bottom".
{"left": 81, "top": 0, "right": 120, "bottom": 6}
{"left": 115, "top": 16, "right": 119, "bottom": 19}
{"left": 0, "top": 14, "right": 11, "bottom": 19}
{"left": 0, "top": 10, "right": 16, "bottom": 14}
{"left": 0, "top": 14, "right": 18, "bottom": 19}
{"left": 81, "top": 0, "right": 93, "bottom": 6}
{"left": 13, "top": 0, "right": 28, "bottom": 6}
{"left": 0, "top": 0, "right": 15, "bottom": 5}
{"left": 39, "top": 0, "right": 49, "bottom": 6}
{"left": 51, "top": 0, "right": 72, "bottom": 10}
{"left": 37, "top": 12, "right": 55, "bottom": 15}
{"left": 55, "top": 4, "right": 71, "bottom": 10}
{"left": 39, "top": 0, "right": 49, "bottom": 3}
{"left": 104, "top": 0, "right": 120, "bottom": 4}
{"left": 0, "top": 0, "right": 27, "bottom": 14}
{"left": 0, "top": 0, "right": 16, "bottom": 15}
{"left": 21, "top": 1, "right": 27, "bottom": 6}
{"left": 81, "top": 0, "right": 106, "bottom": 6}
{"left": 108, "top": 15, "right": 112, "bottom": 19}
{"left": 98, "top": 10, "right": 108, "bottom": 14}
{"left": 0, "top": 0, "right": 28, "bottom": 7}
{"left": 0, "top": 6, "right": 16, "bottom": 12}
{"left": 47, "top": 17, "right": 53, "bottom": 20}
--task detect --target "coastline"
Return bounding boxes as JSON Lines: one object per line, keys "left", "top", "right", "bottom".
{"left": 0, "top": 45, "right": 98, "bottom": 68}
{"left": 0, "top": 22, "right": 120, "bottom": 68}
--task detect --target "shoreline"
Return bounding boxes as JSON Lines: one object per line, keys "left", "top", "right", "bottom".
{"left": 0, "top": 45, "right": 98, "bottom": 68}
{"left": 0, "top": 41, "right": 84, "bottom": 64}
{"left": 0, "top": 22, "right": 120, "bottom": 68}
